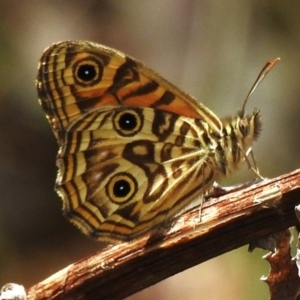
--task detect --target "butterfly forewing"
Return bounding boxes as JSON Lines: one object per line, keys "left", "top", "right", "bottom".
{"left": 37, "top": 41, "right": 223, "bottom": 134}
{"left": 37, "top": 40, "right": 262, "bottom": 242}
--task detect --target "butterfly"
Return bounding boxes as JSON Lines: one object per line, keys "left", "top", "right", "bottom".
{"left": 36, "top": 40, "right": 279, "bottom": 243}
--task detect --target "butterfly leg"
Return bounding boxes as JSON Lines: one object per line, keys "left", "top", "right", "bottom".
{"left": 206, "top": 178, "right": 263, "bottom": 199}
{"left": 240, "top": 145, "right": 265, "bottom": 180}
{"left": 195, "top": 165, "right": 209, "bottom": 224}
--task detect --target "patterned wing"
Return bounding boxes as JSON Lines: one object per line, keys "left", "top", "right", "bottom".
{"left": 37, "top": 41, "right": 221, "bottom": 242}
{"left": 37, "top": 41, "right": 222, "bottom": 138}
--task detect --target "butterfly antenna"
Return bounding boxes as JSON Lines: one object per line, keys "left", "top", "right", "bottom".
{"left": 240, "top": 57, "right": 280, "bottom": 118}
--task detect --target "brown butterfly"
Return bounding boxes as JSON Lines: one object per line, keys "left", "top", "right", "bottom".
{"left": 36, "top": 40, "right": 279, "bottom": 243}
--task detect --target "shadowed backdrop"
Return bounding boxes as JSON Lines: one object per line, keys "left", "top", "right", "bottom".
{"left": 0, "top": 1, "right": 299, "bottom": 299}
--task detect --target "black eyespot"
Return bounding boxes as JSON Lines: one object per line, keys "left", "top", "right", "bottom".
{"left": 73, "top": 57, "right": 103, "bottom": 86}
{"left": 113, "top": 109, "right": 144, "bottom": 137}
{"left": 106, "top": 173, "right": 138, "bottom": 204}
{"left": 118, "top": 113, "right": 137, "bottom": 131}
{"left": 77, "top": 64, "right": 97, "bottom": 82}
{"left": 113, "top": 179, "right": 131, "bottom": 198}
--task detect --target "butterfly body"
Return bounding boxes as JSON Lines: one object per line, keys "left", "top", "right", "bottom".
{"left": 37, "top": 41, "right": 261, "bottom": 242}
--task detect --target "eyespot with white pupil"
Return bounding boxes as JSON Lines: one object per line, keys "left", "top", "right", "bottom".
{"left": 73, "top": 57, "right": 103, "bottom": 86}
{"left": 106, "top": 173, "right": 138, "bottom": 204}
{"left": 77, "top": 64, "right": 97, "bottom": 81}
{"left": 113, "top": 109, "right": 143, "bottom": 136}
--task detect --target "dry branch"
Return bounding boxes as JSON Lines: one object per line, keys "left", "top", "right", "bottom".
{"left": 26, "top": 169, "right": 300, "bottom": 300}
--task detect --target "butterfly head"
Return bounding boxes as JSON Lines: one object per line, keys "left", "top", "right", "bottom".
{"left": 236, "top": 108, "right": 261, "bottom": 145}
{"left": 222, "top": 108, "right": 261, "bottom": 145}
{"left": 220, "top": 108, "right": 261, "bottom": 174}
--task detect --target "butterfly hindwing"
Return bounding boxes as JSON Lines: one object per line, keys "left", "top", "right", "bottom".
{"left": 57, "top": 105, "right": 215, "bottom": 241}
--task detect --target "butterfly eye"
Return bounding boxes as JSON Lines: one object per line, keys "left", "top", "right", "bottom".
{"left": 73, "top": 58, "right": 102, "bottom": 86}
{"left": 113, "top": 109, "right": 144, "bottom": 137}
{"left": 106, "top": 173, "right": 138, "bottom": 204}
{"left": 238, "top": 119, "right": 249, "bottom": 136}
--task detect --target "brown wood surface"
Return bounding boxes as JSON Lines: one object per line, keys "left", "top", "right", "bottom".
{"left": 26, "top": 169, "right": 300, "bottom": 300}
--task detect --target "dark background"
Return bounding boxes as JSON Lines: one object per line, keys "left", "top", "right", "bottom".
{"left": 0, "top": 1, "right": 299, "bottom": 299}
